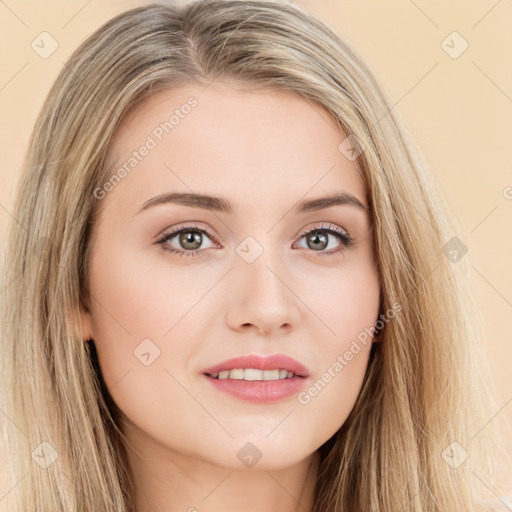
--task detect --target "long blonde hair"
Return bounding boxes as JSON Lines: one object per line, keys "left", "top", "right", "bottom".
{"left": 0, "top": 1, "right": 504, "bottom": 510}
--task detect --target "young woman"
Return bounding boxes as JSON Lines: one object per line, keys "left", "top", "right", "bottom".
{"left": 0, "top": 1, "right": 506, "bottom": 510}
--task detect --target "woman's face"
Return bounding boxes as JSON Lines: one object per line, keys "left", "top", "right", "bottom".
{"left": 80, "top": 81, "right": 381, "bottom": 470}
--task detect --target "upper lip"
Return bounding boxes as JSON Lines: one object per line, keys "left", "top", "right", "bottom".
{"left": 203, "top": 354, "right": 310, "bottom": 378}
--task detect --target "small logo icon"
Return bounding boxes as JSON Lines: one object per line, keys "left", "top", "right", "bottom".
{"left": 133, "top": 338, "right": 161, "bottom": 366}
{"left": 338, "top": 134, "right": 365, "bottom": 161}
{"left": 236, "top": 236, "right": 264, "bottom": 264}
{"left": 441, "top": 441, "right": 469, "bottom": 469}
{"left": 441, "top": 31, "right": 469, "bottom": 59}
{"left": 442, "top": 236, "right": 468, "bottom": 263}
{"left": 237, "top": 442, "right": 262, "bottom": 468}
{"left": 31, "top": 32, "right": 59, "bottom": 59}
{"left": 33, "top": 237, "right": 52, "bottom": 261}
{"left": 31, "top": 441, "right": 59, "bottom": 468}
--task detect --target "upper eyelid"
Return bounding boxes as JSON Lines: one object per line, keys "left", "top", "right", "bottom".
{"left": 296, "top": 223, "right": 349, "bottom": 238}
{"left": 158, "top": 223, "right": 218, "bottom": 242}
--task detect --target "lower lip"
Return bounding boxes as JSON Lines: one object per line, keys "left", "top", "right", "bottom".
{"left": 203, "top": 374, "right": 308, "bottom": 403}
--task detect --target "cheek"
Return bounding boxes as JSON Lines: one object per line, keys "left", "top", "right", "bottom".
{"left": 86, "top": 245, "right": 221, "bottom": 403}
{"left": 87, "top": 243, "right": 205, "bottom": 344}
{"left": 300, "top": 255, "right": 380, "bottom": 342}
{"left": 295, "top": 286, "right": 378, "bottom": 444}
{"left": 296, "top": 340, "right": 372, "bottom": 452}
{"left": 292, "top": 259, "right": 380, "bottom": 435}
{"left": 85, "top": 247, "right": 174, "bottom": 387}
{"left": 86, "top": 251, "right": 208, "bottom": 446}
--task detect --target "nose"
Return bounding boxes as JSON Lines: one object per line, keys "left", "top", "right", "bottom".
{"left": 225, "top": 247, "right": 301, "bottom": 337}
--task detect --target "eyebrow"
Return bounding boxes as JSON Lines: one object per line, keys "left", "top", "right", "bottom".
{"left": 137, "top": 191, "right": 371, "bottom": 215}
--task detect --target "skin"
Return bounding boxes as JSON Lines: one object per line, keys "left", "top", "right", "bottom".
{"left": 79, "top": 80, "right": 381, "bottom": 512}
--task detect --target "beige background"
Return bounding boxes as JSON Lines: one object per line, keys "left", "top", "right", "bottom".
{"left": 1, "top": 0, "right": 511, "bottom": 500}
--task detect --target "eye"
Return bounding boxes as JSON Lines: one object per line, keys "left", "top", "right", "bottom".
{"left": 155, "top": 222, "right": 354, "bottom": 259}
{"left": 294, "top": 223, "right": 354, "bottom": 256}
{"left": 156, "top": 224, "right": 217, "bottom": 258}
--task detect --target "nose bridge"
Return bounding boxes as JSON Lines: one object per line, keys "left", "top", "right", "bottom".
{"left": 237, "top": 236, "right": 288, "bottom": 301}
{"left": 228, "top": 235, "right": 300, "bottom": 333}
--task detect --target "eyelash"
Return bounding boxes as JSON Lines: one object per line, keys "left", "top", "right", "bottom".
{"left": 155, "top": 223, "right": 355, "bottom": 258}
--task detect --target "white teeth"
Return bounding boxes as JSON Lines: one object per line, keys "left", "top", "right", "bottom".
{"left": 245, "top": 368, "right": 263, "bottom": 380}
{"left": 228, "top": 369, "right": 245, "bottom": 380}
{"left": 213, "top": 368, "right": 297, "bottom": 381}
{"left": 262, "top": 369, "right": 280, "bottom": 380}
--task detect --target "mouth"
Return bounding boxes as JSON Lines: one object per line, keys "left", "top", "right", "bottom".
{"left": 202, "top": 353, "right": 309, "bottom": 380}
{"left": 206, "top": 368, "right": 305, "bottom": 381}
{"left": 201, "top": 354, "right": 309, "bottom": 402}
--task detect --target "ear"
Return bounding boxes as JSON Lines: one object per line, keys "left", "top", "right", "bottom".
{"left": 67, "top": 295, "right": 95, "bottom": 342}
{"left": 80, "top": 300, "right": 94, "bottom": 341}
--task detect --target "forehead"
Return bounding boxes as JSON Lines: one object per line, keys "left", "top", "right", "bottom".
{"left": 102, "top": 81, "right": 367, "bottom": 217}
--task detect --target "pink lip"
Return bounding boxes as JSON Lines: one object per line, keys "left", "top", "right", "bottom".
{"left": 202, "top": 354, "right": 309, "bottom": 378}
{"left": 202, "top": 354, "right": 310, "bottom": 404}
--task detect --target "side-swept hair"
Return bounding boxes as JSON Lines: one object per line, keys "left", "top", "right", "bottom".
{"left": 1, "top": 1, "right": 503, "bottom": 510}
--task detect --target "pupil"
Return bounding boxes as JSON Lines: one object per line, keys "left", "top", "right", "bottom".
{"left": 308, "top": 230, "right": 327, "bottom": 250}
{"left": 180, "top": 231, "right": 201, "bottom": 250}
